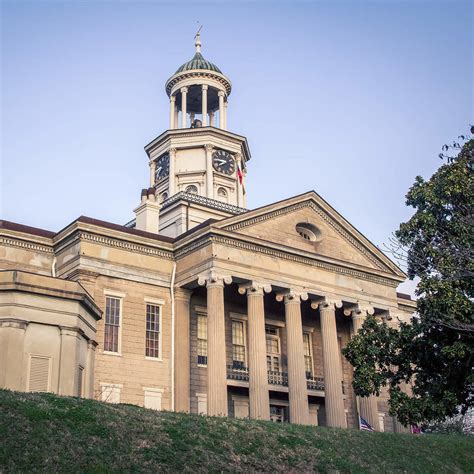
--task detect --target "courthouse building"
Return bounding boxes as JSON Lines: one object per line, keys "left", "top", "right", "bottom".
{"left": 0, "top": 34, "right": 415, "bottom": 431}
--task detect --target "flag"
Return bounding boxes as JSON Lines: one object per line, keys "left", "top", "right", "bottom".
{"left": 237, "top": 164, "right": 243, "bottom": 184}
{"left": 359, "top": 416, "right": 374, "bottom": 432}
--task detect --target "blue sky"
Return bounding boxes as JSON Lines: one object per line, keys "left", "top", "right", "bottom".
{"left": 1, "top": 1, "right": 472, "bottom": 292}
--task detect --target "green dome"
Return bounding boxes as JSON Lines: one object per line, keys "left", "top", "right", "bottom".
{"left": 175, "top": 52, "right": 222, "bottom": 74}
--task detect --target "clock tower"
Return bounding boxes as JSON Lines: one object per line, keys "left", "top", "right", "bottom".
{"left": 134, "top": 32, "right": 251, "bottom": 237}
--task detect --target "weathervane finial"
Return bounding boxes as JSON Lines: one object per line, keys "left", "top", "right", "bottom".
{"left": 195, "top": 23, "right": 203, "bottom": 53}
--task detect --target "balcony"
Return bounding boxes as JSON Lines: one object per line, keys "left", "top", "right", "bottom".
{"left": 226, "top": 365, "right": 325, "bottom": 391}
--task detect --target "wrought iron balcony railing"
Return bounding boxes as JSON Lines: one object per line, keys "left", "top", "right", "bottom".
{"left": 226, "top": 366, "right": 326, "bottom": 391}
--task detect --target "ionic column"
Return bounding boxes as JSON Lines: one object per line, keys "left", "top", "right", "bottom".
{"left": 149, "top": 161, "right": 156, "bottom": 187}
{"left": 235, "top": 153, "right": 244, "bottom": 207}
{"left": 58, "top": 326, "right": 81, "bottom": 396}
{"left": 202, "top": 85, "right": 208, "bottom": 126}
{"left": 180, "top": 87, "right": 188, "bottom": 128}
{"left": 223, "top": 100, "right": 228, "bottom": 130}
{"left": 277, "top": 290, "right": 310, "bottom": 425}
{"left": 198, "top": 271, "right": 232, "bottom": 416}
{"left": 239, "top": 282, "right": 271, "bottom": 420}
{"left": 174, "top": 104, "right": 179, "bottom": 128}
{"left": 85, "top": 339, "right": 97, "bottom": 399}
{"left": 174, "top": 288, "right": 193, "bottom": 412}
{"left": 205, "top": 144, "right": 213, "bottom": 198}
{"left": 316, "top": 299, "right": 347, "bottom": 428}
{"left": 169, "top": 148, "right": 176, "bottom": 196}
{"left": 218, "top": 91, "right": 225, "bottom": 129}
{"left": 169, "top": 95, "right": 176, "bottom": 129}
{"left": 347, "top": 305, "right": 380, "bottom": 431}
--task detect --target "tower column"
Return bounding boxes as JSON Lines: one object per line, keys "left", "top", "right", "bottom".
{"left": 276, "top": 290, "right": 310, "bottom": 425}
{"left": 174, "top": 104, "right": 179, "bottom": 128}
{"left": 223, "top": 100, "right": 228, "bottom": 130}
{"left": 169, "top": 148, "right": 176, "bottom": 196}
{"left": 205, "top": 144, "right": 213, "bottom": 198}
{"left": 202, "top": 85, "right": 208, "bottom": 126}
{"left": 149, "top": 161, "right": 156, "bottom": 187}
{"left": 169, "top": 94, "right": 176, "bottom": 129}
{"left": 317, "top": 299, "right": 347, "bottom": 428}
{"left": 198, "top": 271, "right": 232, "bottom": 417}
{"left": 218, "top": 91, "right": 225, "bottom": 129}
{"left": 210, "top": 111, "right": 215, "bottom": 127}
{"left": 181, "top": 87, "right": 188, "bottom": 129}
{"left": 238, "top": 282, "right": 271, "bottom": 420}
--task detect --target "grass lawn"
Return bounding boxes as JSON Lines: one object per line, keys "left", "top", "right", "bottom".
{"left": 0, "top": 389, "right": 472, "bottom": 472}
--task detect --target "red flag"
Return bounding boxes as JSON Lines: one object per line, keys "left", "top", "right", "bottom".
{"left": 237, "top": 164, "right": 243, "bottom": 184}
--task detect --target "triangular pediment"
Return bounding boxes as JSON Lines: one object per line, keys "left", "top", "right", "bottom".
{"left": 215, "top": 191, "right": 405, "bottom": 277}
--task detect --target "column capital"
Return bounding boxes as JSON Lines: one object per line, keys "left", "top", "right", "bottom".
{"left": 198, "top": 271, "right": 232, "bottom": 288}
{"left": 312, "top": 298, "right": 342, "bottom": 311}
{"left": 238, "top": 281, "right": 271, "bottom": 296}
{"left": 201, "top": 84, "right": 208, "bottom": 90}
{"left": 343, "top": 303, "right": 374, "bottom": 318}
{"left": 170, "top": 95, "right": 176, "bottom": 103}
{"left": 217, "top": 90, "right": 225, "bottom": 97}
{"left": 235, "top": 152, "right": 242, "bottom": 163}
{"left": 180, "top": 86, "right": 188, "bottom": 94}
{"left": 276, "top": 289, "right": 308, "bottom": 304}
{"left": 87, "top": 339, "right": 98, "bottom": 350}
{"left": 169, "top": 147, "right": 177, "bottom": 155}
{"left": 59, "top": 326, "right": 83, "bottom": 338}
{"left": 204, "top": 144, "right": 213, "bottom": 153}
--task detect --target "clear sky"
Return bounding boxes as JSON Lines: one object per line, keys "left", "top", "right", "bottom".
{"left": 1, "top": 0, "right": 472, "bottom": 293}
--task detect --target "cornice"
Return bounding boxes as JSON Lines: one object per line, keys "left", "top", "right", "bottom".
{"left": 0, "top": 235, "right": 53, "bottom": 255}
{"left": 161, "top": 192, "right": 247, "bottom": 215}
{"left": 165, "top": 70, "right": 232, "bottom": 96}
{"left": 222, "top": 200, "right": 400, "bottom": 275}
{"left": 175, "top": 232, "right": 400, "bottom": 287}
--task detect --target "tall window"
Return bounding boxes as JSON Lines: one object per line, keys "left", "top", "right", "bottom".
{"left": 232, "top": 320, "right": 246, "bottom": 369}
{"left": 303, "top": 332, "right": 313, "bottom": 377}
{"left": 146, "top": 304, "right": 161, "bottom": 358}
{"left": 104, "top": 296, "right": 121, "bottom": 353}
{"left": 266, "top": 326, "right": 280, "bottom": 372}
{"left": 197, "top": 314, "right": 208, "bottom": 365}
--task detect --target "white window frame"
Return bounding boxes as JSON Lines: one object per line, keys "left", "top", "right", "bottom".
{"left": 103, "top": 290, "right": 125, "bottom": 356}
{"left": 196, "top": 311, "right": 208, "bottom": 367}
{"left": 143, "top": 387, "right": 164, "bottom": 410}
{"left": 144, "top": 297, "right": 164, "bottom": 361}
{"left": 265, "top": 325, "right": 281, "bottom": 372}
{"left": 303, "top": 331, "right": 314, "bottom": 376}
{"left": 27, "top": 354, "right": 52, "bottom": 393}
{"left": 231, "top": 317, "right": 247, "bottom": 369}
{"left": 100, "top": 382, "right": 123, "bottom": 404}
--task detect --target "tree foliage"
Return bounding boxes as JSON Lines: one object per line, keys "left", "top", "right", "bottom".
{"left": 343, "top": 133, "right": 474, "bottom": 426}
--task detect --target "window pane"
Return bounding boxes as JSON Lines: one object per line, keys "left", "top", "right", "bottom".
{"left": 105, "top": 297, "right": 121, "bottom": 352}
{"left": 146, "top": 304, "right": 160, "bottom": 358}
{"left": 197, "top": 314, "right": 208, "bottom": 365}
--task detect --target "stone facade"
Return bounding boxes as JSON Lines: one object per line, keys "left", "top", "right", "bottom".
{"left": 0, "top": 34, "right": 416, "bottom": 430}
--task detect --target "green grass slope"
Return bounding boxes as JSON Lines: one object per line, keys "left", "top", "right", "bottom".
{"left": 0, "top": 390, "right": 472, "bottom": 473}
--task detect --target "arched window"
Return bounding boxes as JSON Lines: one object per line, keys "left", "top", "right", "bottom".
{"left": 185, "top": 185, "right": 198, "bottom": 194}
{"left": 217, "top": 187, "right": 228, "bottom": 203}
{"left": 295, "top": 223, "right": 322, "bottom": 243}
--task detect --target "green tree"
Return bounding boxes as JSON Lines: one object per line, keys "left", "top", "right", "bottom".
{"left": 343, "top": 134, "right": 474, "bottom": 426}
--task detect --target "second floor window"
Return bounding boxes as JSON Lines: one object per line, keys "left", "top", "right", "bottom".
{"left": 104, "top": 296, "right": 121, "bottom": 353}
{"left": 303, "top": 332, "right": 313, "bottom": 377}
{"left": 232, "top": 320, "right": 246, "bottom": 369}
{"left": 197, "top": 314, "right": 207, "bottom": 365}
{"left": 266, "top": 326, "right": 281, "bottom": 372}
{"left": 146, "top": 304, "right": 161, "bottom": 358}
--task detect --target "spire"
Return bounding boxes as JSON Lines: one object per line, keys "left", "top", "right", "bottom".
{"left": 194, "top": 25, "right": 202, "bottom": 53}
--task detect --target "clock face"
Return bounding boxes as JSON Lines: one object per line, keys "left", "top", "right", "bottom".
{"left": 155, "top": 154, "right": 170, "bottom": 182}
{"left": 212, "top": 150, "right": 235, "bottom": 176}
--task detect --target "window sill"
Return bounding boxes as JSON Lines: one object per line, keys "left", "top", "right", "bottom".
{"left": 145, "top": 357, "right": 163, "bottom": 362}
{"left": 103, "top": 351, "right": 122, "bottom": 357}
{"left": 197, "top": 364, "right": 207, "bottom": 368}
